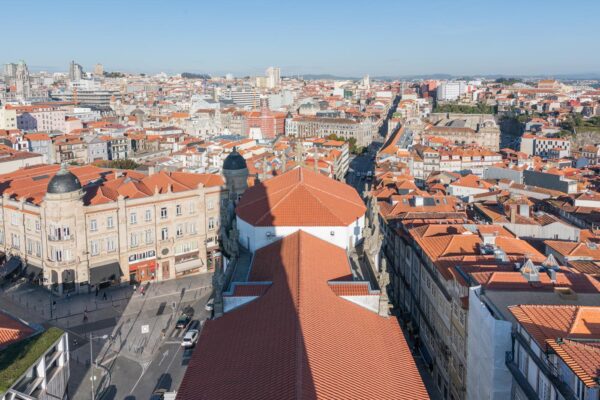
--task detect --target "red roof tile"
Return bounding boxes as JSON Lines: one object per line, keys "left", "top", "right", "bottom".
{"left": 177, "top": 231, "right": 427, "bottom": 399}
{"left": 237, "top": 167, "right": 365, "bottom": 227}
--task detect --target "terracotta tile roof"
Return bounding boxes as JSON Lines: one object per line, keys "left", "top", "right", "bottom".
{"left": 546, "top": 339, "right": 600, "bottom": 388}
{"left": 237, "top": 167, "right": 365, "bottom": 227}
{"left": 545, "top": 241, "right": 600, "bottom": 260}
{"left": 0, "top": 164, "right": 223, "bottom": 206}
{"left": 328, "top": 282, "right": 375, "bottom": 296}
{"left": 509, "top": 305, "right": 600, "bottom": 349}
{"left": 177, "top": 231, "right": 428, "bottom": 400}
{"left": 0, "top": 312, "right": 34, "bottom": 348}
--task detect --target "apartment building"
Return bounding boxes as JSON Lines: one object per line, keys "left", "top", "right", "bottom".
{"left": 380, "top": 217, "right": 545, "bottom": 400}
{"left": 436, "top": 81, "right": 467, "bottom": 101}
{"left": 0, "top": 164, "right": 226, "bottom": 294}
{"left": 0, "top": 106, "right": 17, "bottom": 130}
{"left": 285, "top": 116, "right": 377, "bottom": 148}
{"left": 0, "top": 323, "right": 70, "bottom": 400}
{"left": 10, "top": 105, "right": 66, "bottom": 133}
{"left": 466, "top": 265, "right": 600, "bottom": 400}
{"left": 426, "top": 113, "right": 500, "bottom": 151}
{"left": 520, "top": 134, "right": 571, "bottom": 158}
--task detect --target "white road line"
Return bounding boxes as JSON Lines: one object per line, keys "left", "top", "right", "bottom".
{"left": 130, "top": 362, "right": 148, "bottom": 393}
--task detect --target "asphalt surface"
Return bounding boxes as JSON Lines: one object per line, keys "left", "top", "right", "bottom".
{"left": 347, "top": 151, "right": 376, "bottom": 196}
{"left": 101, "top": 300, "right": 210, "bottom": 400}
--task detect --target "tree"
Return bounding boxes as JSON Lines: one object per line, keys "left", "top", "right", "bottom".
{"left": 95, "top": 159, "right": 141, "bottom": 170}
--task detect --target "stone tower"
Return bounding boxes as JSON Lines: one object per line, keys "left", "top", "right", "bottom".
{"left": 42, "top": 164, "right": 85, "bottom": 294}
{"left": 222, "top": 147, "right": 249, "bottom": 203}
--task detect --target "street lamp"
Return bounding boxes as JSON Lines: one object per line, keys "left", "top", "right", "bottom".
{"left": 89, "top": 333, "right": 109, "bottom": 400}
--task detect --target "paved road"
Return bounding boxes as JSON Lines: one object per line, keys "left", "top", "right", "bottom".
{"left": 98, "top": 293, "right": 211, "bottom": 400}
{"left": 347, "top": 151, "right": 376, "bottom": 196}
{"left": 0, "top": 273, "right": 213, "bottom": 400}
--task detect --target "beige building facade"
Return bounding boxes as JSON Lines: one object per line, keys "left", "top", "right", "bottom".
{"left": 0, "top": 164, "right": 227, "bottom": 294}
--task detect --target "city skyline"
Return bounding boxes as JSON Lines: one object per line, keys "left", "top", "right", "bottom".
{"left": 3, "top": 0, "right": 600, "bottom": 77}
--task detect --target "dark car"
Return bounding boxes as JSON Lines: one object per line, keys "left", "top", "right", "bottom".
{"left": 176, "top": 313, "right": 190, "bottom": 329}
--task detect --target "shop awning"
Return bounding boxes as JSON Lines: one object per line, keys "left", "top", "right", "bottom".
{"left": 0, "top": 257, "right": 21, "bottom": 278}
{"left": 23, "top": 264, "right": 43, "bottom": 280}
{"left": 89, "top": 262, "right": 122, "bottom": 285}
{"left": 175, "top": 258, "right": 202, "bottom": 273}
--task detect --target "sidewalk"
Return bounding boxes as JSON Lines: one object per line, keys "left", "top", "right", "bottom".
{"left": 0, "top": 273, "right": 213, "bottom": 399}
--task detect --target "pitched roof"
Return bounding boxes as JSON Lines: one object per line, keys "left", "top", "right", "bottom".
{"left": 546, "top": 339, "right": 600, "bottom": 388}
{"left": 177, "top": 231, "right": 428, "bottom": 400}
{"left": 0, "top": 312, "right": 33, "bottom": 348}
{"left": 0, "top": 164, "right": 223, "bottom": 206}
{"left": 237, "top": 167, "right": 365, "bottom": 227}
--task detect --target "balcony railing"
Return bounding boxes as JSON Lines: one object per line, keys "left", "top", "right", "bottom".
{"left": 511, "top": 332, "right": 578, "bottom": 400}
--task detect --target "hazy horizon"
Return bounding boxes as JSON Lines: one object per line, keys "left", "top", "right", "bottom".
{"left": 3, "top": 0, "right": 600, "bottom": 77}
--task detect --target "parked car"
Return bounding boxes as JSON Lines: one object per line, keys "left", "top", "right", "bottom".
{"left": 150, "top": 389, "right": 166, "bottom": 400}
{"left": 181, "top": 329, "right": 199, "bottom": 348}
{"left": 176, "top": 313, "right": 190, "bottom": 329}
{"left": 205, "top": 297, "right": 214, "bottom": 311}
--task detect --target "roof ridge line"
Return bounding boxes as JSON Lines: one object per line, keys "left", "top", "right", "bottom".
{"left": 304, "top": 182, "right": 364, "bottom": 209}
{"left": 297, "top": 184, "right": 346, "bottom": 226}
{"left": 295, "top": 230, "right": 303, "bottom": 399}
{"left": 254, "top": 183, "right": 304, "bottom": 225}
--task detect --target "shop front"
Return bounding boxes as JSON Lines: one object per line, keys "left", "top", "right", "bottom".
{"left": 174, "top": 251, "right": 202, "bottom": 277}
{"left": 129, "top": 255, "right": 157, "bottom": 283}
{"left": 89, "top": 261, "right": 122, "bottom": 289}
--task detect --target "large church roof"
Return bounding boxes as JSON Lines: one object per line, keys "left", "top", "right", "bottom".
{"left": 177, "top": 231, "right": 428, "bottom": 400}
{"left": 236, "top": 167, "right": 366, "bottom": 227}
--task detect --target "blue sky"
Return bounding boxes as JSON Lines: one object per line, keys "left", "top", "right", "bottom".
{"left": 2, "top": 0, "right": 599, "bottom": 77}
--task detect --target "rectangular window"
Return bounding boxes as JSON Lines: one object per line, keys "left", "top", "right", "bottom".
{"left": 0, "top": 229, "right": 3, "bottom": 244}
{"left": 90, "top": 219, "right": 97, "bottom": 232}
{"left": 130, "top": 233, "right": 138, "bottom": 248}
{"left": 35, "top": 219, "right": 41, "bottom": 232}
{"left": 107, "top": 216, "right": 114, "bottom": 229}
{"left": 189, "top": 202, "right": 195, "bottom": 214}
{"left": 106, "top": 237, "right": 116, "bottom": 252}
{"left": 189, "top": 222, "right": 197, "bottom": 235}
{"left": 11, "top": 234, "right": 20, "bottom": 249}
{"left": 26, "top": 239, "right": 33, "bottom": 255}
{"left": 90, "top": 240, "right": 99, "bottom": 256}
{"left": 176, "top": 204, "right": 182, "bottom": 216}
{"left": 161, "top": 228, "right": 168, "bottom": 241}
{"left": 160, "top": 207, "right": 168, "bottom": 219}
{"left": 207, "top": 199, "right": 214, "bottom": 210}
{"left": 145, "top": 229, "right": 153, "bottom": 244}
{"left": 176, "top": 224, "right": 183, "bottom": 237}
{"left": 175, "top": 240, "right": 199, "bottom": 255}
{"left": 130, "top": 212, "right": 137, "bottom": 225}
{"left": 208, "top": 217, "right": 215, "bottom": 230}
{"left": 35, "top": 241, "right": 41, "bottom": 257}
{"left": 145, "top": 209, "right": 152, "bottom": 222}
{"left": 11, "top": 213, "right": 18, "bottom": 226}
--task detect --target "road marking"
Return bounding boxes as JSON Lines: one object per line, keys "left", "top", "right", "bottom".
{"left": 130, "top": 363, "right": 148, "bottom": 393}
{"left": 158, "top": 350, "right": 169, "bottom": 366}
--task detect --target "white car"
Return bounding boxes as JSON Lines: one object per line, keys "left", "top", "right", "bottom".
{"left": 205, "top": 297, "right": 214, "bottom": 311}
{"left": 181, "top": 329, "right": 199, "bottom": 348}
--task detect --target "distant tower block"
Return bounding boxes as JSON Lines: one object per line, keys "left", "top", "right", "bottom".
{"left": 94, "top": 63, "right": 104, "bottom": 77}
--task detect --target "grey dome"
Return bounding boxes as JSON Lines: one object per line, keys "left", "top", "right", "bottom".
{"left": 131, "top": 108, "right": 145, "bottom": 116}
{"left": 223, "top": 148, "right": 247, "bottom": 170}
{"left": 47, "top": 165, "right": 82, "bottom": 194}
